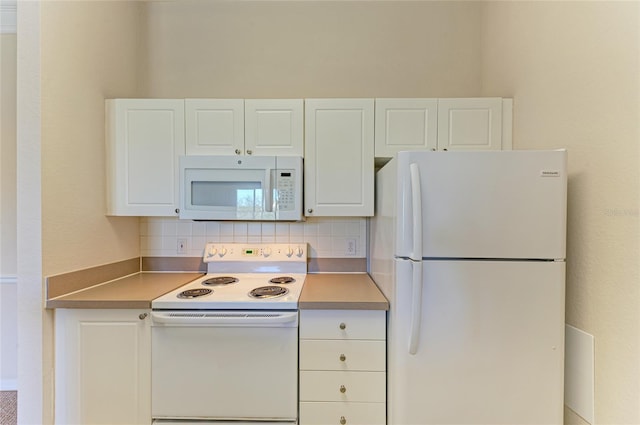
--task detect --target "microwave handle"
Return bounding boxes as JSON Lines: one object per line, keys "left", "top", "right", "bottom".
{"left": 264, "top": 168, "right": 274, "bottom": 213}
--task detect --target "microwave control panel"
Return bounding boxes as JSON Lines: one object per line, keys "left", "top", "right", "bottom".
{"left": 276, "top": 170, "right": 296, "bottom": 211}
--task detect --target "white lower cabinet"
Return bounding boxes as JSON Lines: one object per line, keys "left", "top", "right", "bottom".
{"left": 299, "top": 310, "right": 386, "bottom": 425}
{"left": 55, "top": 309, "right": 151, "bottom": 425}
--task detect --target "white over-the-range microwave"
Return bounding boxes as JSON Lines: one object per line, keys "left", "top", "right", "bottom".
{"left": 179, "top": 155, "right": 303, "bottom": 221}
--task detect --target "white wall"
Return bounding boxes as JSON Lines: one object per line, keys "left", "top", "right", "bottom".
{"left": 481, "top": 2, "right": 640, "bottom": 423}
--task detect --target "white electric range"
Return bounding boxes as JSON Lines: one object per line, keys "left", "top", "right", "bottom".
{"left": 151, "top": 243, "right": 307, "bottom": 425}
{"left": 152, "top": 243, "right": 307, "bottom": 310}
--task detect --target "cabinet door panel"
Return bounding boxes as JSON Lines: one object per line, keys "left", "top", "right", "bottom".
{"left": 304, "top": 99, "right": 374, "bottom": 216}
{"left": 375, "top": 98, "right": 438, "bottom": 156}
{"left": 106, "top": 99, "right": 184, "bottom": 216}
{"left": 185, "top": 99, "right": 244, "bottom": 155}
{"left": 245, "top": 99, "right": 303, "bottom": 156}
{"left": 55, "top": 309, "right": 151, "bottom": 425}
{"left": 437, "top": 98, "right": 503, "bottom": 151}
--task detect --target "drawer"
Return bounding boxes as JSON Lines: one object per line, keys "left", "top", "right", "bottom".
{"left": 299, "top": 401, "right": 386, "bottom": 425}
{"left": 300, "top": 371, "right": 385, "bottom": 402}
{"left": 300, "top": 310, "right": 385, "bottom": 340}
{"left": 300, "top": 339, "right": 385, "bottom": 371}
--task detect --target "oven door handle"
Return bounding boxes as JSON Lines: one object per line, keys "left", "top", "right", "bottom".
{"left": 151, "top": 311, "right": 298, "bottom": 327}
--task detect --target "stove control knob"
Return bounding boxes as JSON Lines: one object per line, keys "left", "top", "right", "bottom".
{"left": 295, "top": 246, "right": 305, "bottom": 257}
{"left": 262, "top": 248, "right": 272, "bottom": 257}
{"left": 285, "top": 247, "right": 294, "bottom": 258}
{"left": 207, "top": 247, "right": 218, "bottom": 258}
{"left": 218, "top": 247, "right": 227, "bottom": 257}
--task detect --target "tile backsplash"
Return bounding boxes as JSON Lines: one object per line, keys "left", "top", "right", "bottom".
{"left": 140, "top": 217, "right": 367, "bottom": 258}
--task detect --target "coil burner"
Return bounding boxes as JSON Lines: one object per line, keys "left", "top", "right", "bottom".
{"left": 177, "top": 288, "right": 213, "bottom": 299}
{"left": 269, "top": 276, "right": 296, "bottom": 284}
{"left": 202, "top": 276, "right": 239, "bottom": 286}
{"left": 249, "top": 286, "right": 289, "bottom": 299}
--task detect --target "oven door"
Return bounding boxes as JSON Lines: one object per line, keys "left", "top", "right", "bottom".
{"left": 151, "top": 311, "right": 298, "bottom": 423}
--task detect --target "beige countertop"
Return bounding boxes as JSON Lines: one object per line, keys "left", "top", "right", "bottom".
{"left": 46, "top": 271, "right": 388, "bottom": 311}
{"left": 46, "top": 272, "right": 204, "bottom": 309}
{"left": 299, "top": 273, "right": 389, "bottom": 310}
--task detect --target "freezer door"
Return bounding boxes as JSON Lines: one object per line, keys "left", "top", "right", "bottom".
{"left": 388, "top": 259, "right": 565, "bottom": 425}
{"left": 395, "top": 150, "right": 567, "bottom": 260}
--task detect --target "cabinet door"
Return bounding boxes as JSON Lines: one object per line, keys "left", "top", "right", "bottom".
{"left": 375, "top": 98, "right": 438, "bottom": 156}
{"left": 304, "top": 99, "right": 374, "bottom": 217}
{"left": 55, "top": 309, "right": 151, "bottom": 425}
{"left": 245, "top": 99, "right": 304, "bottom": 156}
{"left": 437, "top": 98, "right": 506, "bottom": 151}
{"left": 106, "top": 99, "right": 184, "bottom": 216}
{"left": 185, "top": 99, "right": 244, "bottom": 155}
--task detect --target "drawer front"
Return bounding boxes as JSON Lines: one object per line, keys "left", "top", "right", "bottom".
{"left": 300, "top": 371, "right": 385, "bottom": 402}
{"left": 299, "top": 402, "right": 386, "bottom": 425}
{"left": 300, "top": 339, "right": 385, "bottom": 371}
{"left": 300, "top": 310, "right": 386, "bottom": 340}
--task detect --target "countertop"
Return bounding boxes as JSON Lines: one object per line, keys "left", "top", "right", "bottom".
{"left": 46, "top": 272, "right": 204, "bottom": 309}
{"left": 299, "top": 273, "right": 388, "bottom": 310}
{"left": 46, "top": 271, "right": 388, "bottom": 310}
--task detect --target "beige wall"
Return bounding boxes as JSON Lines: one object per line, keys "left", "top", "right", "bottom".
{"left": 1, "top": 33, "right": 17, "bottom": 276}
{"left": 41, "top": 1, "right": 145, "bottom": 277}
{"left": 17, "top": 2, "right": 145, "bottom": 422}
{"left": 0, "top": 33, "right": 18, "bottom": 390}
{"left": 481, "top": 2, "right": 640, "bottom": 423}
{"left": 143, "top": 0, "right": 483, "bottom": 98}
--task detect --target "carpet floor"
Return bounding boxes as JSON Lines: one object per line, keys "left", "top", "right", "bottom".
{"left": 0, "top": 391, "right": 17, "bottom": 425}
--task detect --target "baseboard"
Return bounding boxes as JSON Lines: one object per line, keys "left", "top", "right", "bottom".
{"left": 0, "top": 379, "right": 17, "bottom": 391}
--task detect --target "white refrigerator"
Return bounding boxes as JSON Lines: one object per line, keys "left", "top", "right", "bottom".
{"left": 370, "top": 150, "right": 567, "bottom": 425}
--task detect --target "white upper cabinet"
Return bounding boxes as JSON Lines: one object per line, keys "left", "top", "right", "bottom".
{"left": 375, "top": 98, "right": 438, "bottom": 156}
{"left": 185, "top": 99, "right": 244, "bottom": 155}
{"left": 437, "top": 98, "right": 512, "bottom": 151}
{"left": 305, "top": 99, "right": 374, "bottom": 217}
{"left": 106, "top": 99, "right": 184, "bottom": 216}
{"left": 375, "top": 98, "right": 513, "bottom": 158}
{"left": 245, "top": 99, "right": 304, "bottom": 156}
{"left": 185, "top": 99, "right": 303, "bottom": 156}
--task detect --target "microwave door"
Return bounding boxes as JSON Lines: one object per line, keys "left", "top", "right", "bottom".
{"left": 179, "top": 155, "right": 302, "bottom": 221}
{"left": 181, "top": 159, "right": 276, "bottom": 220}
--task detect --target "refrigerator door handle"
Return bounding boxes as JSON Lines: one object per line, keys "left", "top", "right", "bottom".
{"left": 409, "top": 260, "right": 423, "bottom": 355}
{"left": 409, "top": 163, "right": 423, "bottom": 261}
